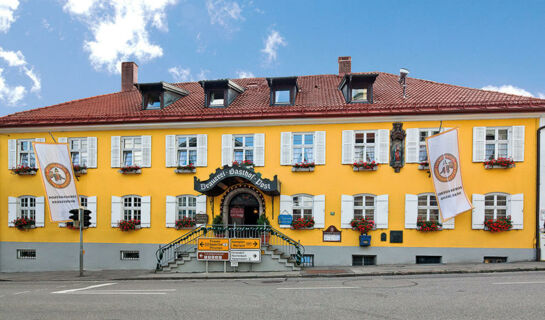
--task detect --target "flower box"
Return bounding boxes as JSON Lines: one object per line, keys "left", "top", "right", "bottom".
{"left": 353, "top": 161, "right": 377, "bottom": 171}
{"left": 12, "top": 166, "right": 38, "bottom": 175}
{"left": 13, "top": 217, "right": 36, "bottom": 230}
{"left": 416, "top": 218, "right": 442, "bottom": 232}
{"left": 350, "top": 218, "right": 375, "bottom": 234}
{"left": 291, "top": 217, "right": 315, "bottom": 229}
{"left": 418, "top": 161, "right": 429, "bottom": 170}
{"left": 292, "top": 167, "right": 314, "bottom": 172}
{"left": 73, "top": 165, "right": 87, "bottom": 176}
{"left": 118, "top": 219, "right": 141, "bottom": 231}
{"left": 232, "top": 160, "right": 253, "bottom": 168}
{"left": 119, "top": 166, "right": 141, "bottom": 174}
{"left": 484, "top": 216, "right": 512, "bottom": 232}
{"left": 175, "top": 168, "right": 196, "bottom": 174}
{"left": 175, "top": 217, "right": 196, "bottom": 230}
{"left": 353, "top": 166, "right": 377, "bottom": 172}
{"left": 484, "top": 157, "right": 515, "bottom": 169}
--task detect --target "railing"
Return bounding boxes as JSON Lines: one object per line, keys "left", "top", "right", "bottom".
{"left": 155, "top": 224, "right": 305, "bottom": 271}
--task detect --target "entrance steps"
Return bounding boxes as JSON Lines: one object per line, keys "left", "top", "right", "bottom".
{"left": 159, "top": 245, "right": 301, "bottom": 273}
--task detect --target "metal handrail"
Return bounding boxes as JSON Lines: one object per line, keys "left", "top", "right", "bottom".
{"left": 155, "top": 224, "right": 305, "bottom": 271}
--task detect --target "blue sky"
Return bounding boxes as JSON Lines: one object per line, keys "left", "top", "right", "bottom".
{"left": 0, "top": 0, "right": 544, "bottom": 116}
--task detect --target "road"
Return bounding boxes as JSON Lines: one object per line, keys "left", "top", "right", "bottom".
{"left": 1, "top": 271, "right": 544, "bottom": 319}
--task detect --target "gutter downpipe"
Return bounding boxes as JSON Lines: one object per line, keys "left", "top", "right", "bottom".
{"left": 536, "top": 125, "right": 545, "bottom": 261}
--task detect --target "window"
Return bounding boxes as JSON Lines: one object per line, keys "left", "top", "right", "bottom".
{"left": 69, "top": 138, "right": 88, "bottom": 167}
{"left": 143, "top": 92, "right": 161, "bottom": 109}
{"left": 484, "top": 193, "right": 508, "bottom": 220}
{"left": 120, "top": 250, "right": 140, "bottom": 260}
{"left": 17, "top": 249, "right": 36, "bottom": 259}
{"left": 485, "top": 128, "right": 510, "bottom": 160}
{"left": 177, "top": 195, "right": 197, "bottom": 220}
{"left": 177, "top": 136, "right": 197, "bottom": 166}
{"left": 274, "top": 90, "right": 290, "bottom": 104}
{"left": 293, "top": 194, "right": 313, "bottom": 219}
{"left": 123, "top": 196, "right": 141, "bottom": 221}
{"left": 18, "top": 139, "right": 36, "bottom": 167}
{"left": 122, "top": 137, "right": 142, "bottom": 166}
{"left": 419, "top": 129, "right": 440, "bottom": 162}
{"left": 19, "top": 196, "right": 36, "bottom": 220}
{"left": 354, "top": 131, "right": 376, "bottom": 162}
{"left": 210, "top": 91, "right": 224, "bottom": 106}
{"left": 354, "top": 194, "right": 376, "bottom": 221}
{"left": 80, "top": 195, "right": 88, "bottom": 208}
{"left": 351, "top": 88, "right": 368, "bottom": 102}
{"left": 293, "top": 133, "right": 314, "bottom": 163}
{"left": 233, "top": 135, "right": 254, "bottom": 162}
{"left": 417, "top": 194, "right": 439, "bottom": 222}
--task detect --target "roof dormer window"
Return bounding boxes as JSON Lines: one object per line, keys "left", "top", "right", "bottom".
{"left": 210, "top": 91, "right": 225, "bottom": 106}
{"left": 351, "top": 88, "right": 368, "bottom": 102}
{"left": 267, "top": 77, "right": 298, "bottom": 106}
{"left": 143, "top": 92, "right": 161, "bottom": 109}
{"left": 338, "top": 74, "right": 377, "bottom": 104}
{"left": 274, "top": 90, "right": 291, "bottom": 104}
{"left": 137, "top": 82, "right": 188, "bottom": 110}
{"left": 200, "top": 79, "right": 244, "bottom": 108}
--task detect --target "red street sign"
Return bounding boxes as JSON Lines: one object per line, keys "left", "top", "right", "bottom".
{"left": 197, "top": 251, "right": 230, "bottom": 261}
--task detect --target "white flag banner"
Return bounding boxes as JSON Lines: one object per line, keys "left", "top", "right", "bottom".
{"left": 34, "top": 143, "right": 79, "bottom": 222}
{"left": 426, "top": 128, "right": 472, "bottom": 221}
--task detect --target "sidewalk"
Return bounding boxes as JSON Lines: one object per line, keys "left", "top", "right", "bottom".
{"left": 1, "top": 261, "right": 544, "bottom": 282}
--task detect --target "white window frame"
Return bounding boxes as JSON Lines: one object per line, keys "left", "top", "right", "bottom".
{"left": 176, "top": 135, "right": 198, "bottom": 166}
{"left": 274, "top": 89, "right": 291, "bottom": 104}
{"left": 292, "top": 194, "right": 314, "bottom": 219}
{"left": 80, "top": 195, "right": 88, "bottom": 209}
{"left": 121, "top": 137, "right": 143, "bottom": 167}
{"left": 68, "top": 138, "right": 89, "bottom": 167}
{"left": 210, "top": 91, "right": 224, "bottom": 106}
{"left": 123, "top": 195, "right": 142, "bottom": 221}
{"left": 351, "top": 88, "right": 368, "bottom": 102}
{"left": 353, "top": 131, "right": 377, "bottom": 162}
{"left": 418, "top": 129, "right": 440, "bottom": 162}
{"left": 292, "top": 133, "right": 314, "bottom": 164}
{"left": 17, "top": 139, "right": 37, "bottom": 167}
{"left": 417, "top": 193, "right": 440, "bottom": 222}
{"left": 19, "top": 196, "right": 36, "bottom": 220}
{"left": 353, "top": 194, "right": 376, "bottom": 221}
{"left": 177, "top": 195, "right": 197, "bottom": 220}
{"left": 485, "top": 127, "right": 510, "bottom": 160}
{"left": 233, "top": 135, "right": 254, "bottom": 163}
{"left": 484, "top": 193, "right": 509, "bottom": 220}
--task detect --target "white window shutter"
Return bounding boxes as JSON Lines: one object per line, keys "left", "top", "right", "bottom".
{"left": 111, "top": 196, "right": 122, "bottom": 227}
{"left": 405, "top": 194, "right": 418, "bottom": 229}
{"left": 279, "top": 195, "right": 293, "bottom": 228}
{"left": 341, "top": 130, "right": 354, "bottom": 164}
{"left": 314, "top": 131, "right": 326, "bottom": 165}
{"left": 377, "top": 129, "right": 390, "bottom": 164}
{"left": 509, "top": 193, "right": 524, "bottom": 230}
{"left": 8, "top": 196, "right": 17, "bottom": 227}
{"left": 254, "top": 133, "right": 265, "bottom": 167}
{"left": 58, "top": 137, "right": 68, "bottom": 143}
{"left": 473, "top": 127, "right": 486, "bottom": 162}
{"left": 196, "top": 195, "right": 207, "bottom": 215}
{"left": 35, "top": 196, "right": 45, "bottom": 227}
{"left": 196, "top": 134, "right": 208, "bottom": 167}
{"left": 141, "top": 196, "right": 151, "bottom": 227}
{"left": 221, "top": 134, "right": 233, "bottom": 166}
{"left": 441, "top": 216, "right": 455, "bottom": 230}
{"left": 165, "top": 135, "right": 176, "bottom": 167}
{"left": 142, "top": 136, "right": 152, "bottom": 167}
{"left": 405, "top": 129, "right": 419, "bottom": 163}
{"left": 511, "top": 126, "right": 525, "bottom": 162}
{"left": 87, "top": 137, "right": 97, "bottom": 168}
{"left": 375, "top": 194, "right": 389, "bottom": 229}
{"left": 280, "top": 132, "right": 292, "bottom": 165}
{"left": 111, "top": 136, "right": 121, "bottom": 168}
{"left": 313, "top": 195, "right": 325, "bottom": 228}
{"left": 87, "top": 196, "right": 97, "bottom": 227}
{"left": 165, "top": 196, "right": 176, "bottom": 228}
{"left": 8, "top": 139, "right": 16, "bottom": 169}
{"left": 340, "top": 194, "right": 354, "bottom": 228}
{"left": 472, "top": 194, "right": 485, "bottom": 229}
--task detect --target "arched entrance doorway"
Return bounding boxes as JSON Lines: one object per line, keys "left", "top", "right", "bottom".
{"left": 221, "top": 185, "right": 265, "bottom": 225}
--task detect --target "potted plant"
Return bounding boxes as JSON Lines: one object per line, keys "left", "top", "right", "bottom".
{"left": 291, "top": 216, "right": 315, "bottom": 229}
{"left": 416, "top": 217, "right": 442, "bottom": 231}
{"left": 13, "top": 217, "right": 35, "bottom": 230}
{"left": 175, "top": 216, "right": 196, "bottom": 229}
{"left": 119, "top": 165, "right": 141, "bottom": 174}
{"left": 353, "top": 160, "right": 377, "bottom": 171}
{"left": 118, "top": 219, "right": 141, "bottom": 231}
{"left": 484, "top": 216, "right": 512, "bottom": 232}
{"left": 484, "top": 157, "right": 515, "bottom": 169}
{"left": 292, "top": 162, "right": 315, "bottom": 172}
{"left": 73, "top": 164, "right": 87, "bottom": 176}
{"left": 12, "top": 165, "right": 38, "bottom": 175}
{"left": 212, "top": 214, "right": 225, "bottom": 237}
{"left": 256, "top": 214, "right": 271, "bottom": 245}
{"left": 350, "top": 217, "right": 375, "bottom": 246}
{"left": 232, "top": 160, "right": 253, "bottom": 168}
{"left": 175, "top": 163, "right": 195, "bottom": 173}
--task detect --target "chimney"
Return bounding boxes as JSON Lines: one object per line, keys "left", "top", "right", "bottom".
{"left": 338, "top": 56, "right": 351, "bottom": 75}
{"left": 121, "top": 62, "right": 138, "bottom": 92}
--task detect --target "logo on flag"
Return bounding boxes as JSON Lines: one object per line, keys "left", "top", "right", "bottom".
{"left": 433, "top": 153, "right": 458, "bottom": 183}
{"left": 45, "top": 163, "right": 71, "bottom": 189}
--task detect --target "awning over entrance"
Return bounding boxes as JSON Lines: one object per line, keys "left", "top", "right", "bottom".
{"left": 194, "top": 165, "right": 280, "bottom": 196}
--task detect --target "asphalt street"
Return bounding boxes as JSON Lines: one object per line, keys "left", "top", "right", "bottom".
{"left": 1, "top": 271, "right": 544, "bottom": 319}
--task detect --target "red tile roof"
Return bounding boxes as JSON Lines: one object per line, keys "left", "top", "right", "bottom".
{"left": 1, "top": 72, "right": 544, "bottom": 128}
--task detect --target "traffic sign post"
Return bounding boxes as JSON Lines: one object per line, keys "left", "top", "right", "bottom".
{"left": 198, "top": 238, "right": 229, "bottom": 251}
{"left": 230, "top": 238, "right": 260, "bottom": 250}
{"left": 197, "top": 251, "right": 230, "bottom": 261}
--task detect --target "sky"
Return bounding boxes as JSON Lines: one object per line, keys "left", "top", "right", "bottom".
{"left": 0, "top": 0, "right": 544, "bottom": 116}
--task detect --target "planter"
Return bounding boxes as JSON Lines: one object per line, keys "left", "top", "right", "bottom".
{"left": 119, "top": 169, "right": 141, "bottom": 174}
{"left": 353, "top": 166, "right": 377, "bottom": 172}
{"left": 292, "top": 167, "right": 314, "bottom": 172}
{"left": 13, "top": 170, "right": 37, "bottom": 175}
{"left": 290, "top": 227, "right": 314, "bottom": 230}
{"left": 16, "top": 224, "right": 36, "bottom": 230}
{"left": 74, "top": 169, "right": 87, "bottom": 176}
{"left": 359, "top": 235, "right": 371, "bottom": 247}
{"left": 484, "top": 164, "right": 515, "bottom": 170}
{"left": 260, "top": 232, "right": 271, "bottom": 245}
{"left": 418, "top": 165, "right": 430, "bottom": 170}
{"left": 174, "top": 168, "right": 196, "bottom": 174}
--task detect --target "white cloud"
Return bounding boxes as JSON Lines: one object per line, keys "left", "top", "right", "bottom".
{"left": 538, "top": 93, "right": 545, "bottom": 99}
{"left": 0, "top": 68, "right": 26, "bottom": 105}
{"left": 0, "top": 0, "right": 19, "bottom": 33}
{"left": 63, "top": 0, "right": 177, "bottom": 73}
{"left": 0, "top": 47, "right": 25, "bottom": 66}
{"left": 168, "top": 66, "right": 209, "bottom": 82}
{"left": 206, "top": 0, "right": 243, "bottom": 28}
{"left": 0, "top": 47, "right": 41, "bottom": 105}
{"left": 23, "top": 66, "right": 40, "bottom": 92}
{"left": 236, "top": 70, "right": 254, "bottom": 78}
{"left": 481, "top": 85, "right": 534, "bottom": 97}
{"left": 261, "top": 30, "right": 286, "bottom": 64}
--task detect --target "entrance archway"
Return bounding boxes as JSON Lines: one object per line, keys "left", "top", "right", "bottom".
{"left": 221, "top": 184, "right": 265, "bottom": 225}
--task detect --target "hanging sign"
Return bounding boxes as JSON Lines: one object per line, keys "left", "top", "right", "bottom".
{"left": 33, "top": 143, "right": 79, "bottom": 222}
{"left": 426, "top": 128, "right": 472, "bottom": 221}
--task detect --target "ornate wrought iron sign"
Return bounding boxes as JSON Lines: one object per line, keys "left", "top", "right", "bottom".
{"left": 194, "top": 165, "right": 280, "bottom": 196}
{"left": 390, "top": 122, "right": 406, "bottom": 173}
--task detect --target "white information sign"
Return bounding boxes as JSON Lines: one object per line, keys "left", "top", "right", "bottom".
{"left": 230, "top": 250, "right": 261, "bottom": 263}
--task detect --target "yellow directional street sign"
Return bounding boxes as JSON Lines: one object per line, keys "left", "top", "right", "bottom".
{"left": 198, "top": 238, "right": 229, "bottom": 251}
{"left": 230, "top": 238, "right": 261, "bottom": 249}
